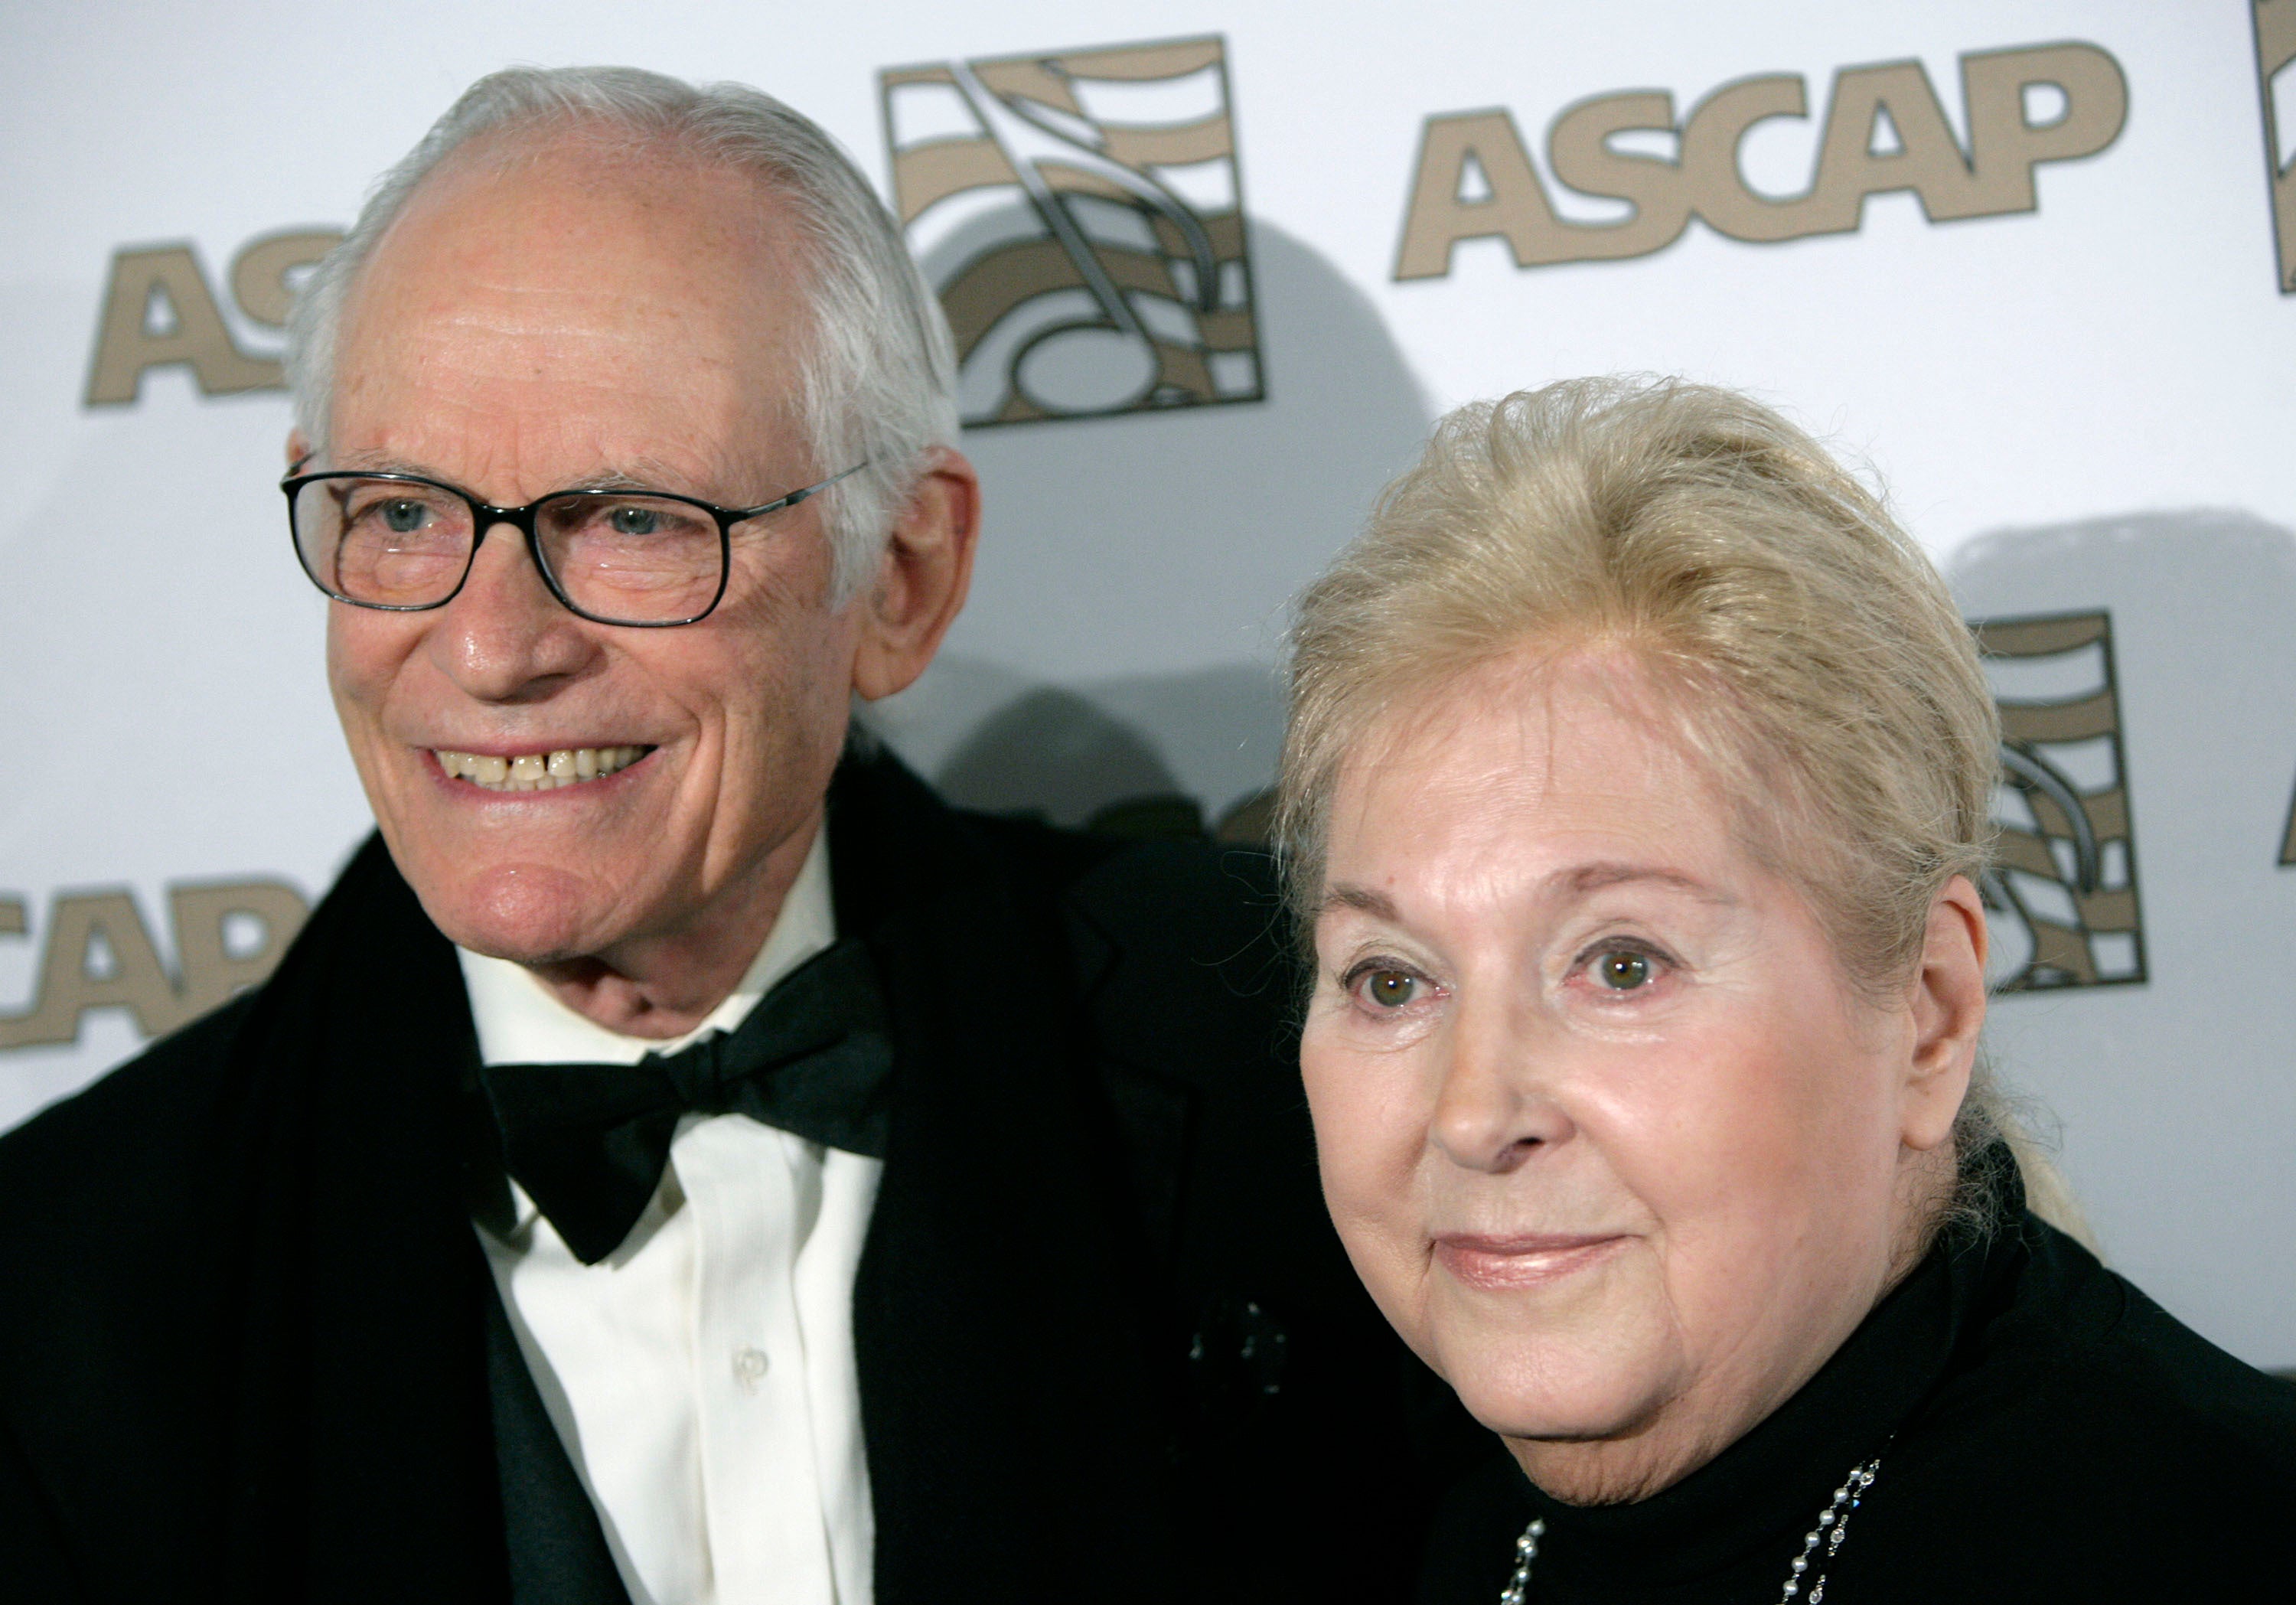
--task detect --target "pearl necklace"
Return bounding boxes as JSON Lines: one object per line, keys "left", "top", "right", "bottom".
{"left": 1498, "top": 1451, "right": 1884, "bottom": 1605}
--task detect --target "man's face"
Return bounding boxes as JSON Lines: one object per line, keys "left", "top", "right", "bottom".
{"left": 318, "top": 135, "right": 863, "bottom": 969}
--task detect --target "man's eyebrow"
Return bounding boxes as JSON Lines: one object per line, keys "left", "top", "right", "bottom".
{"left": 326, "top": 450, "right": 437, "bottom": 476}
{"left": 559, "top": 469, "right": 673, "bottom": 494}
{"left": 309, "top": 455, "right": 737, "bottom": 500}
{"left": 564, "top": 455, "right": 722, "bottom": 495}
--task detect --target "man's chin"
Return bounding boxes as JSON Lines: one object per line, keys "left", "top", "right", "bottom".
{"left": 406, "top": 858, "right": 628, "bottom": 967}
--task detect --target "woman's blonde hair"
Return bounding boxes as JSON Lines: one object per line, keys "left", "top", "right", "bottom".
{"left": 1279, "top": 376, "right": 2074, "bottom": 1238}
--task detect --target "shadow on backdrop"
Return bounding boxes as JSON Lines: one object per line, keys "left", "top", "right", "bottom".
{"left": 1944, "top": 510, "right": 2296, "bottom": 1359}
{"left": 866, "top": 218, "right": 1431, "bottom": 844}
{"left": 1949, "top": 508, "right": 2296, "bottom": 994}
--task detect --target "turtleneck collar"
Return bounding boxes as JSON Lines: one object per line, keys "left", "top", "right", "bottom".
{"left": 1510, "top": 1176, "right": 2020, "bottom": 1603}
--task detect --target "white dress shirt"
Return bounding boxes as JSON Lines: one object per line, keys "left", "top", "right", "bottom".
{"left": 461, "top": 828, "right": 879, "bottom": 1605}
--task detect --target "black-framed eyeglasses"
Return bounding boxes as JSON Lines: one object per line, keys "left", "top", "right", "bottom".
{"left": 281, "top": 461, "right": 867, "bottom": 627}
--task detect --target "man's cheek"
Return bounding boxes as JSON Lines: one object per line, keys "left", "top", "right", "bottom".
{"left": 325, "top": 621, "right": 394, "bottom": 721}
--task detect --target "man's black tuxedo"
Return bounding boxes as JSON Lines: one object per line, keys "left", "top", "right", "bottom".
{"left": 0, "top": 747, "right": 1482, "bottom": 1602}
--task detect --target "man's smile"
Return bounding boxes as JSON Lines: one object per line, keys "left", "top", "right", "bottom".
{"left": 432, "top": 744, "right": 654, "bottom": 792}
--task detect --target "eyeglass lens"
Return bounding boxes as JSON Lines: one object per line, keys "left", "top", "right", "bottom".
{"left": 292, "top": 478, "right": 725, "bottom": 624}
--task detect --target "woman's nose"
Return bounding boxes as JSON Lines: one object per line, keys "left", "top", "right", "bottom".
{"left": 1427, "top": 1005, "right": 1575, "bottom": 1173}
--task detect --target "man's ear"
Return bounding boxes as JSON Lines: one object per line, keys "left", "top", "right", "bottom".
{"left": 287, "top": 429, "right": 311, "bottom": 468}
{"left": 852, "top": 445, "right": 980, "bottom": 702}
{"left": 1900, "top": 873, "right": 1988, "bottom": 1152}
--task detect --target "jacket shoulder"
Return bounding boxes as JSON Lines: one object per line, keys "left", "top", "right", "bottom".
{"left": 0, "top": 830, "right": 409, "bottom": 1267}
{"left": 0, "top": 991, "right": 259, "bottom": 1242}
{"left": 988, "top": 815, "right": 1300, "bottom": 1076}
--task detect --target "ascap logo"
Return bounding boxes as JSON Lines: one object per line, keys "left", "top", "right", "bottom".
{"left": 2255, "top": 0, "right": 2296, "bottom": 292}
{"left": 882, "top": 35, "right": 1261, "bottom": 426}
{"left": 0, "top": 880, "right": 308, "bottom": 1051}
{"left": 1395, "top": 41, "right": 2125, "bottom": 281}
{"left": 1973, "top": 611, "right": 2147, "bottom": 993}
{"left": 84, "top": 229, "right": 342, "bottom": 406}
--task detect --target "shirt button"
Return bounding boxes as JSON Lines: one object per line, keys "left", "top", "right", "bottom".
{"left": 732, "top": 1346, "right": 770, "bottom": 1393}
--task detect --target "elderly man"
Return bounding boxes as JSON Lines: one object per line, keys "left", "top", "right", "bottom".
{"left": 0, "top": 67, "right": 1473, "bottom": 1604}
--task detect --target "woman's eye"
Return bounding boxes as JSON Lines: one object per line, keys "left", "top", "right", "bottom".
{"left": 1354, "top": 967, "right": 1420, "bottom": 1009}
{"left": 1592, "top": 949, "right": 1655, "bottom": 990}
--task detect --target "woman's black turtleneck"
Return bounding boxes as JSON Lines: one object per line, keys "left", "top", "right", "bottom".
{"left": 1416, "top": 1170, "right": 2296, "bottom": 1603}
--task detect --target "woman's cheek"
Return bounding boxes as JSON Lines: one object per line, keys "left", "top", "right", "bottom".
{"left": 1319, "top": 1130, "right": 1440, "bottom": 1359}
{"left": 1304, "top": 1036, "right": 1427, "bottom": 1261}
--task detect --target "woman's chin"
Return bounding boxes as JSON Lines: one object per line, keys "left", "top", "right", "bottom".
{"left": 1460, "top": 1376, "right": 1671, "bottom": 1452}
{"left": 1433, "top": 1322, "right": 1683, "bottom": 1453}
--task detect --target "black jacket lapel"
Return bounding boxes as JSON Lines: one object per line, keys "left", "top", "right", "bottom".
{"left": 834, "top": 751, "right": 1190, "bottom": 1603}
{"left": 484, "top": 1274, "right": 634, "bottom": 1605}
{"left": 214, "top": 833, "right": 510, "bottom": 1600}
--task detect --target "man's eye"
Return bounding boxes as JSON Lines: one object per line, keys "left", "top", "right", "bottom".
{"left": 1593, "top": 950, "right": 1655, "bottom": 990}
{"left": 1356, "top": 968, "right": 1419, "bottom": 1008}
{"left": 608, "top": 505, "right": 662, "bottom": 535}
{"left": 382, "top": 499, "right": 429, "bottom": 533}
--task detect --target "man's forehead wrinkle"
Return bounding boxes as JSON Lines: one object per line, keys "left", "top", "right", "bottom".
{"left": 360, "top": 152, "right": 799, "bottom": 342}
{"left": 384, "top": 266, "right": 750, "bottom": 354}
{"left": 409, "top": 120, "right": 775, "bottom": 233}
{"left": 331, "top": 305, "right": 781, "bottom": 503}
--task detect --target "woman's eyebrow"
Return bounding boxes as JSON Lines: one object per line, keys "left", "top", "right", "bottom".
{"left": 1557, "top": 862, "right": 1735, "bottom": 904}
{"left": 1320, "top": 865, "right": 1736, "bottom": 926}
{"left": 1321, "top": 883, "right": 1399, "bottom": 921}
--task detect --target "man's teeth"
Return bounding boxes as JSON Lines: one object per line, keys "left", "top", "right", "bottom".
{"left": 433, "top": 745, "right": 648, "bottom": 792}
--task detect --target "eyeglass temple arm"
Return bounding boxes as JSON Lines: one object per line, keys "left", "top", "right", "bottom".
{"left": 737, "top": 460, "right": 868, "bottom": 519}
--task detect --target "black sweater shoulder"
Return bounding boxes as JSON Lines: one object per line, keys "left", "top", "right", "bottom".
{"left": 1853, "top": 1220, "right": 2296, "bottom": 1598}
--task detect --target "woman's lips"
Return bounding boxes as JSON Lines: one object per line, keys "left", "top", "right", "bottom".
{"left": 1433, "top": 1232, "right": 1629, "bottom": 1290}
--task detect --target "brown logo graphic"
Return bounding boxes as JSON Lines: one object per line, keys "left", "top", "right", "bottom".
{"left": 1972, "top": 611, "right": 2147, "bottom": 992}
{"left": 882, "top": 36, "right": 1261, "bottom": 426}
{"left": 2255, "top": 1, "right": 2296, "bottom": 292}
{"left": 1, "top": 879, "right": 308, "bottom": 1050}
{"left": 1395, "top": 41, "right": 2125, "bottom": 281}
{"left": 84, "top": 229, "right": 341, "bottom": 406}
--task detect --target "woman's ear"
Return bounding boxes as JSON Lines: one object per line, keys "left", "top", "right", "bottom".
{"left": 1901, "top": 874, "right": 1988, "bottom": 1152}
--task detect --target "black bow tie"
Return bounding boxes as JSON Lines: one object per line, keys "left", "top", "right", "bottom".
{"left": 476, "top": 937, "right": 895, "bottom": 1265}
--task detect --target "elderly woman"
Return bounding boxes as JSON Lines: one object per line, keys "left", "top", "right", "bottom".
{"left": 1279, "top": 379, "right": 2296, "bottom": 1601}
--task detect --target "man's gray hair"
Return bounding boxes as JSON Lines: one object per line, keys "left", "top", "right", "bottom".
{"left": 283, "top": 65, "right": 960, "bottom": 601}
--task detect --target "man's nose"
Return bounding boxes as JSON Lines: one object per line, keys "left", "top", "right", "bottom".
{"left": 1427, "top": 1000, "right": 1574, "bottom": 1173}
{"left": 428, "top": 521, "right": 596, "bottom": 702}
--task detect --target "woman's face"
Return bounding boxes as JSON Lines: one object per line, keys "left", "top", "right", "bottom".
{"left": 1301, "top": 647, "right": 1978, "bottom": 1502}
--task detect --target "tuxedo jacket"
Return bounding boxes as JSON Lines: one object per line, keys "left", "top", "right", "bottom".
{"left": 0, "top": 747, "right": 1482, "bottom": 1603}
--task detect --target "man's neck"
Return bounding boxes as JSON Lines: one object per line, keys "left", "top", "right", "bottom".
{"left": 522, "top": 812, "right": 826, "bottom": 1039}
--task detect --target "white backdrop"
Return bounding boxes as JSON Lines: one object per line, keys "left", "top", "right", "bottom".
{"left": 4, "top": 0, "right": 2293, "bottom": 1367}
